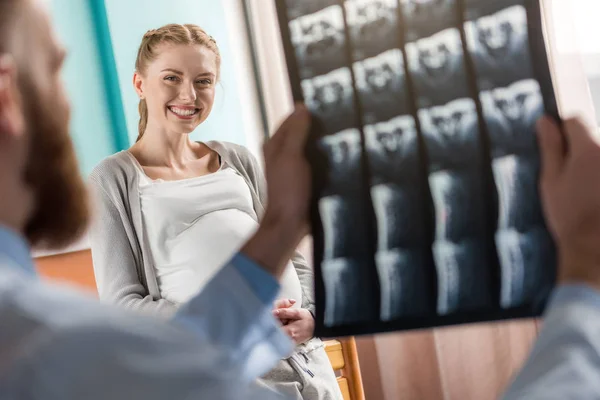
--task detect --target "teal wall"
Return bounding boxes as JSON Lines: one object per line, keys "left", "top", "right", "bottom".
{"left": 104, "top": 0, "right": 248, "bottom": 146}
{"left": 48, "top": 0, "right": 117, "bottom": 175}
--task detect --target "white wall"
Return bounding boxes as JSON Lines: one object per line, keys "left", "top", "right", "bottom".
{"left": 565, "top": 0, "right": 600, "bottom": 126}
{"left": 542, "top": 0, "right": 597, "bottom": 129}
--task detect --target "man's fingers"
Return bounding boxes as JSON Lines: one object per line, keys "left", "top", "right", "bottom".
{"left": 263, "top": 111, "right": 294, "bottom": 159}
{"left": 265, "top": 104, "right": 311, "bottom": 159}
{"left": 563, "top": 117, "right": 599, "bottom": 154}
{"left": 281, "top": 104, "right": 311, "bottom": 152}
{"left": 537, "top": 115, "right": 565, "bottom": 183}
{"left": 273, "top": 308, "right": 301, "bottom": 320}
{"left": 267, "top": 105, "right": 303, "bottom": 145}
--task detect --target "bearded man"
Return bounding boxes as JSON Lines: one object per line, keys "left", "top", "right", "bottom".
{"left": 2, "top": 0, "right": 600, "bottom": 399}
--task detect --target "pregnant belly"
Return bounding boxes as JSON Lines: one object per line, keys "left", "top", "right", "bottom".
{"left": 278, "top": 261, "right": 304, "bottom": 308}
{"left": 155, "top": 209, "right": 303, "bottom": 306}
{"left": 155, "top": 209, "right": 259, "bottom": 304}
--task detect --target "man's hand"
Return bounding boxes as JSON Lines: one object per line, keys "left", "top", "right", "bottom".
{"left": 273, "top": 308, "right": 315, "bottom": 345}
{"left": 537, "top": 116, "right": 600, "bottom": 289}
{"left": 241, "top": 104, "right": 312, "bottom": 279}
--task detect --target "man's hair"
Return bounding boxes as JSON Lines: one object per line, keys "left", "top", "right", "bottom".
{"left": 0, "top": 0, "right": 23, "bottom": 54}
{"left": 0, "top": 0, "right": 90, "bottom": 248}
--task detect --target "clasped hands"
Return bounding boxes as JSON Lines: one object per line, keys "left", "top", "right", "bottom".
{"left": 273, "top": 298, "right": 315, "bottom": 345}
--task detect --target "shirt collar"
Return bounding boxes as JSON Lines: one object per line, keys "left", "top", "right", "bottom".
{"left": 0, "top": 225, "right": 36, "bottom": 275}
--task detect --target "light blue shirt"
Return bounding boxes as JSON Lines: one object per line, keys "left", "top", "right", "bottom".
{"left": 0, "top": 226, "right": 294, "bottom": 399}
{"left": 2, "top": 225, "right": 600, "bottom": 398}
{"left": 503, "top": 284, "right": 600, "bottom": 398}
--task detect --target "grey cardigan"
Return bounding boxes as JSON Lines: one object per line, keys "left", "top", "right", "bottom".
{"left": 88, "top": 141, "right": 316, "bottom": 317}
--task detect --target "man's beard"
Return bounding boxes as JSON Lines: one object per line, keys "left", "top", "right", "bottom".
{"left": 20, "top": 75, "right": 90, "bottom": 249}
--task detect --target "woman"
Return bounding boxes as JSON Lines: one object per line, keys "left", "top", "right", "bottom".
{"left": 89, "top": 24, "right": 342, "bottom": 400}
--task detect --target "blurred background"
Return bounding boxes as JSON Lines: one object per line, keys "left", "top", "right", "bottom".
{"left": 47, "top": 0, "right": 600, "bottom": 185}
{"left": 48, "top": 0, "right": 267, "bottom": 176}
{"left": 36, "top": 1, "right": 600, "bottom": 399}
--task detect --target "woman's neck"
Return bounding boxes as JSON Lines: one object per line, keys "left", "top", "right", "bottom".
{"left": 133, "top": 125, "right": 200, "bottom": 169}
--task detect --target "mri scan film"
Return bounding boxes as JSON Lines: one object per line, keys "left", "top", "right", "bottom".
{"left": 277, "top": 0, "right": 559, "bottom": 337}
{"left": 345, "top": 0, "right": 401, "bottom": 60}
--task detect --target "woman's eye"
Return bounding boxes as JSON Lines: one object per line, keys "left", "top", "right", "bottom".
{"left": 197, "top": 79, "right": 212, "bottom": 85}
{"left": 164, "top": 76, "right": 179, "bottom": 82}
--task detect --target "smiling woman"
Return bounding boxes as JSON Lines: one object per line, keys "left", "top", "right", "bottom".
{"left": 132, "top": 24, "right": 220, "bottom": 143}
{"left": 88, "top": 23, "right": 343, "bottom": 400}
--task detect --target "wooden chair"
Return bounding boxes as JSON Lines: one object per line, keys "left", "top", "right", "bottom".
{"left": 324, "top": 338, "right": 365, "bottom": 400}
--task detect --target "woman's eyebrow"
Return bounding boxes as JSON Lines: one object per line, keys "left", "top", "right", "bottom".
{"left": 161, "top": 68, "right": 184, "bottom": 74}
{"left": 161, "top": 69, "right": 215, "bottom": 78}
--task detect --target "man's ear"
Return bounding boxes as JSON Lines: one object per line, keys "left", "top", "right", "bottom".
{"left": 0, "top": 54, "right": 24, "bottom": 139}
{"left": 133, "top": 72, "right": 144, "bottom": 100}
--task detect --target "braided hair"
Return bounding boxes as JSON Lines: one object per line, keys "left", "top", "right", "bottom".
{"left": 134, "top": 24, "right": 220, "bottom": 141}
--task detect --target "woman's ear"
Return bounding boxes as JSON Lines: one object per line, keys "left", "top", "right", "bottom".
{"left": 133, "top": 72, "right": 144, "bottom": 99}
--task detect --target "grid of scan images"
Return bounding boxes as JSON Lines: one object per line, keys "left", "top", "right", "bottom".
{"left": 278, "top": 0, "right": 558, "bottom": 336}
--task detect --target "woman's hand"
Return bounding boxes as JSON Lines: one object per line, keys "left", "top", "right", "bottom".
{"left": 273, "top": 298, "right": 296, "bottom": 325}
{"left": 273, "top": 307, "right": 315, "bottom": 345}
{"left": 273, "top": 298, "right": 297, "bottom": 310}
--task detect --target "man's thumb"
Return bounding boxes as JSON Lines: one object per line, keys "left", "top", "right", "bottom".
{"left": 537, "top": 115, "right": 565, "bottom": 183}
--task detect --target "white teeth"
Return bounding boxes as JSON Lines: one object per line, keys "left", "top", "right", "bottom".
{"left": 169, "top": 107, "right": 197, "bottom": 116}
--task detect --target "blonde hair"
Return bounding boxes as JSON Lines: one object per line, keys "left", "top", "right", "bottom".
{"left": 134, "top": 24, "right": 221, "bottom": 141}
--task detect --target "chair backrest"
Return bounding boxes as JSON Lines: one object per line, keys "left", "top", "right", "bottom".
{"left": 324, "top": 338, "right": 365, "bottom": 400}
{"left": 35, "top": 249, "right": 97, "bottom": 294}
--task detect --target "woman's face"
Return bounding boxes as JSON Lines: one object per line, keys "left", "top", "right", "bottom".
{"left": 135, "top": 43, "right": 218, "bottom": 134}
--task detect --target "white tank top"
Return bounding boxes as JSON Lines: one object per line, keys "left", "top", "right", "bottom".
{"left": 134, "top": 158, "right": 303, "bottom": 306}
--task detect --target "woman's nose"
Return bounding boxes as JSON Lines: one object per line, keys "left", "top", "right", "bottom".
{"left": 179, "top": 83, "right": 197, "bottom": 102}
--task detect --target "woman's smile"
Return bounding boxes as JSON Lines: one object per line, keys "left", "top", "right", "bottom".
{"left": 167, "top": 105, "right": 201, "bottom": 119}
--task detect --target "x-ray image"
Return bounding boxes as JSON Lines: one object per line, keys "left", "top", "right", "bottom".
{"left": 429, "top": 170, "right": 486, "bottom": 242}
{"left": 345, "top": 0, "right": 400, "bottom": 61}
{"left": 482, "top": 79, "right": 544, "bottom": 158}
{"left": 319, "top": 194, "right": 379, "bottom": 327}
{"left": 493, "top": 155, "right": 544, "bottom": 232}
{"left": 318, "top": 129, "right": 363, "bottom": 193}
{"left": 465, "top": 6, "right": 533, "bottom": 91}
{"left": 372, "top": 184, "right": 427, "bottom": 249}
{"left": 285, "top": 0, "right": 341, "bottom": 20}
{"left": 434, "top": 238, "right": 494, "bottom": 315}
{"left": 277, "top": 0, "right": 557, "bottom": 336}
{"left": 400, "top": 0, "right": 458, "bottom": 41}
{"left": 319, "top": 195, "right": 371, "bottom": 260}
{"left": 323, "top": 257, "right": 378, "bottom": 326}
{"left": 406, "top": 28, "right": 470, "bottom": 108}
{"left": 419, "top": 98, "right": 481, "bottom": 170}
{"left": 289, "top": 6, "right": 347, "bottom": 79}
{"left": 464, "top": 0, "right": 523, "bottom": 21}
{"left": 496, "top": 227, "right": 555, "bottom": 310}
{"left": 364, "top": 115, "right": 419, "bottom": 185}
{"left": 302, "top": 68, "right": 356, "bottom": 135}
{"left": 354, "top": 49, "right": 409, "bottom": 124}
{"left": 376, "top": 249, "right": 435, "bottom": 320}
